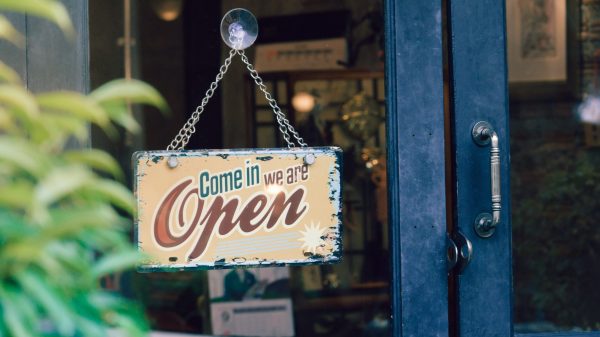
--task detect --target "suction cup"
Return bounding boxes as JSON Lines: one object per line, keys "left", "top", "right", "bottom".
{"left": 220, "top": 8, "right": 258, "bottom": 50}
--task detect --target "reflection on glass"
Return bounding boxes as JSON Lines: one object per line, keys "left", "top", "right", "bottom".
{"left": 251, "top": 72, "right": 388, "bottom": 336}
{"left": 509, "top": 0, "right": 600, "bottom": 332}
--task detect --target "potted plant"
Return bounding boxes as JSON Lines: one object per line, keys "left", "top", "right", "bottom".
{"left": 0, "top": 1, "right": 168, "bottom": 336}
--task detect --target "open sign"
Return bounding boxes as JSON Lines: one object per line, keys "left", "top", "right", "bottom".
{"left": 134, "top": 147, "right": 343, "bottom": 271}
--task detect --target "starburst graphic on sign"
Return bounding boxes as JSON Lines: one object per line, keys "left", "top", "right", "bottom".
{"left": 298, "top": 222, "right": 325, "bottom": 254}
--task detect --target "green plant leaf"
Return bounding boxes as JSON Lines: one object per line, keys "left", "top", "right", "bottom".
{"left": 101, "top": 101, "right": 141, "bottom": 133}
{"left": 0, "top": 106, "right": 20, "bottom": 134}
{"left": 111, "top": 312, "right": 148, "bottom": 337}
{"left": 86, "top": 291, "right": 123, "bottom": 313}
{"left": 0, "top": 84, "right": 39, "bottom": 121}
{"left": 91, "top": 251, "right": 143, "bottom": 278}
{"left": 34, "top": 166, "right": 93, "bottom": 206}
{"left": 2, "top": 286, "right": 39, "bottom": 336}
{"left": 81, "top": 179, "right": 135, "bottom": 214}
{"left": 35, "top": 247, "right": 72, "bottom": 282}
{"left": 0, "top": 137, "right": 48, "bottom": 177}
{"left": 39, "top": 242, "right": 95, "bottom": 284}
{"left": 0, "top": 6, "right": 160, "bottom": 331}
{"left": 0, "top": 14, "right": 24, "bottom": 46}
{"left": 37, "top": 91, "right": 109, "bottom": 127}
{"left": 38, "top": 113, "right": 89, "bottom": 143}
{"left": 72, "top": 313, "right": 106, "bottom": 337}
{"left": 63, "top": 149, "right": 124, "bottom": 181}
{"left": 78, "top": 224, "right": 131, "bottom": 251}
{"left": 85, "top": 292, "right": 149, "bottom": 335}
{"left": 16, "top": 270, "right": 75, "bottom": 336}
{"left": 0, "top": 292, "right": 31, "bottom": 337}
{"left": 0, "top": 0, "right": 74, "bottom": 37}
{"left": 45, "top": 205, "right": 120, "bottom": 236}
{"left": 0, "top": 209, "right": 35, "bottom": 241}
{"left": 0, "top": 60, "right": 22, "bottom": 84}
{"left": 91, "top": 79, "right": 169, "bottom": 113}
{"left": 0, "top": 179, "right": 34, "bottom": 209}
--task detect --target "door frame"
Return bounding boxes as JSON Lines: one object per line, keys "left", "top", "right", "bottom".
{"left": 385, "top": 1, "right": 450, "bottom": 336}
{"left": 447, "top": 0, "right": 513, "bottom": 335}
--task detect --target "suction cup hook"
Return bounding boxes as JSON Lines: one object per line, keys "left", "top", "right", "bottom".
{"left": 220, "top": 8, "right": 258, "bottom": 50}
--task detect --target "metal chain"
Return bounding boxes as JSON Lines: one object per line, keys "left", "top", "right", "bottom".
{"left": 237, "top": 50, "right": 307, "bottom": 148}
{"left": 166, "top": 49, "right": 237, "bottom": 151}
{"left": 166, "top": 48, "right": 307, "bottom": 150}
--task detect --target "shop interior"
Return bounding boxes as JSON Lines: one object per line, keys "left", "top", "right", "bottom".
{"left": 91, "top": 1, "right": 389, "bottom": 336}
{"left": 89, "top": 0, "right": 600, "bottom": 335}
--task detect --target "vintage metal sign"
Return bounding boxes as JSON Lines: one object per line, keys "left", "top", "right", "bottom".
{"left": 134, "top": 147, "right": 342, "bottom": 271}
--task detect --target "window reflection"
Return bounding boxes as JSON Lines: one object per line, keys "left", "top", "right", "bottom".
{"left": 507, "top": 0, "right": 600, "bottom": 332}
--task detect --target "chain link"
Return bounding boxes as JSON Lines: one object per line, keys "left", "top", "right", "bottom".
{"left": 166, "top": 49, "right": 237, "bottom": 151}
{"left": 237, "top": 50, "right": 307, "bottom": 148}
{"left": 166, "top": 48, "right": 307, "bottom": 151}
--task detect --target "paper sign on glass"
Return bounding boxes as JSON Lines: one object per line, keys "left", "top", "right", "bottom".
{"left": 133, "top": 147, "right": 343, "bottom": 271}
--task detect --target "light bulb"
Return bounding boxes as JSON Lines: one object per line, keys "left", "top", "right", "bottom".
{"left": 292, "top": 92, "right": 316, "bottom": 113}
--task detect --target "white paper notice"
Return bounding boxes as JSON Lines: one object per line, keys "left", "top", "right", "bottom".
{"left": 255, "top": 38, "right": 347, "bottom": 72}
{"left": 208, "top": 268, "right": 294, "bottom": 336}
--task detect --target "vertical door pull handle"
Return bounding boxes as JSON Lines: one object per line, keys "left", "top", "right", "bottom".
{"left": 471, "top": 121, "right": 501, "bottom": 238}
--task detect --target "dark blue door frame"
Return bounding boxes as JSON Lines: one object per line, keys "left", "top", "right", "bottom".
{"left": 448, "top": 0, "right": 513, "bottom": 335}
{"left": 385, "top": 1, "right": 449, "bottom": 336}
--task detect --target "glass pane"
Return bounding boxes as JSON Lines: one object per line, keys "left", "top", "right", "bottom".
{"left": 89, "top": 1, "right": 391, "bottom": 336}
{"left": 277, "top": 81, "right": 288, "bottom": 104}
{"left": 376, "top": 78, "right": 386, "bottom": 101}
{"left": 507, "top": 0, "right": 600, "bottom": 332}
{"left": 256, "top": 125, "right": 276, "bottom": 147}
{"left": 256, "top": 109, "right": 274, "bottom": 123}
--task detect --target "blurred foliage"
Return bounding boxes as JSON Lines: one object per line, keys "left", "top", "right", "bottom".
{"left": 512, "top": 145, "right": 600, "bottom": 330}
{"left": 0, "top": 0, "right": 168, "bottom": 336}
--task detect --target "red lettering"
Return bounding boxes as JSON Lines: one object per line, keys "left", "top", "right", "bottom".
{"left": 188, "top": 197, "right": 239, "bottom": 260}
{"left": 238, "top": 195, "right": 268, "bottom": 232}
{"left": 263, "top": 171, "right": 278, "bottom": 185}
{"left": 153, "top": 179, "right": 198, "bottom": 247}
{"left": 152, "top": 178, "right": 308, "bottom": 260}
{"left": 258, "top": 188, "right": 307, "bottom": 229}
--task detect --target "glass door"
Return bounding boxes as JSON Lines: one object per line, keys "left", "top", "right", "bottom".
{"left": 448, "top": 0, "right": 600, "bottom": 335}
{"left": 0, "top": 0, "right": 458, "bottom": 336}
{"left": 83, "top": 0, "right": 453, "bottom": 336}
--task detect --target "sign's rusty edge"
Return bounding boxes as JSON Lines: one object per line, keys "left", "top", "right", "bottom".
{"left": 133, "top": 146, "right": 343, "bottom": 272}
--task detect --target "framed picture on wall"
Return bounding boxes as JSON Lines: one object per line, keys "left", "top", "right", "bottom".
{"left": 507, "top": 0, "right": 567, "bottom": 83}
{"left": 506, "top": 0, "right": 580, "bottom": 101}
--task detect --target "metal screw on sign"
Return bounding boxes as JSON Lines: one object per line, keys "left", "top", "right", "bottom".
{"left": 167, "top": 156, "right": 178, "bottom": 169}
{"left": 304, "top": 153, "right": 316, "bottom": 165}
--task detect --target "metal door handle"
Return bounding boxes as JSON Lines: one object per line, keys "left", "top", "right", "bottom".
{"left": 471, "top": 121, "right": 501, "bottom": 238}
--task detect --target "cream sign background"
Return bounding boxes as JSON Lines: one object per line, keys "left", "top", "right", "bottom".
{"left": 134, "top": 147, "right": 343, "bottom": 270}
